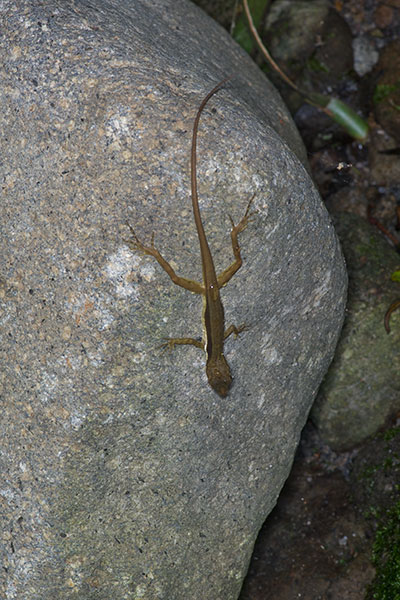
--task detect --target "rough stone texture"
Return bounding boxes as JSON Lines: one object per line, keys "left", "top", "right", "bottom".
{"left": 265, "top": 0, "right": 353, "bottom": 85}
{"left": 312, "top": 213, "right": 400, "bottom": 451}
{"left": 0, "top": 1, "right": 346, "bottom": 599}
{"left": 352, "top": 35, "right": 379, "bottom": 77}
{"left": 373, "top": 40, "right": 400, "bottom": 144}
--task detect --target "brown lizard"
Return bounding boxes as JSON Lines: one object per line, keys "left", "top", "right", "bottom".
{"left": 127, "top": 79, "right": 254, "bottom": 396}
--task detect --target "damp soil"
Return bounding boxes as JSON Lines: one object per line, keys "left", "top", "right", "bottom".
{"left": 238, "top": 421, "right": 382, "bottom": 600}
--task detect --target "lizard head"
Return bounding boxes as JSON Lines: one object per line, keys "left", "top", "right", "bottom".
{"left": 206, "top": 355, "right": 232, "bottom": 398}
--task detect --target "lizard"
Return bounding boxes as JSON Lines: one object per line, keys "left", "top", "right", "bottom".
{"left": 126, "top": 78, "right": 254, "bottom": 397}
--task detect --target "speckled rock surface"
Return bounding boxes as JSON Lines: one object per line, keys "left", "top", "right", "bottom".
{"left": 312, "top": 213, "right": 400, "bottom": 451}
{"left": 0, "top": 1, "right": 346, "bottom": 599}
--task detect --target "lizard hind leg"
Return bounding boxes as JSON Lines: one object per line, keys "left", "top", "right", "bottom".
{"left": 229, "top": 193, "right": 256, "bottom": 254}
{"left": 125, "top": 222, "right": 158, "bottom": 258}
{"left": 217, "top": 194, "right": 256, "bottom": 288}
{"left": 125, "top": 222, "right": 205, "bottom": 294}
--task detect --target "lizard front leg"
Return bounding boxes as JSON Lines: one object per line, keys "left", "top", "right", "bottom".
{"left": 224, "top": 323, "right": 248, "bottom": 339}
{"left": 160, "top": 337, "right": 205, "bottom": 351}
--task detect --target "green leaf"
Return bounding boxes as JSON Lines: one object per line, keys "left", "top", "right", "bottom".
{"left": 390, "top": 270, "right": 400, "bottom": 282}
{"left": 325, "top": 97, "right": 368, "bottom": 140}
{"left": 235, "top": 0, "right": 369, "bottom": 142}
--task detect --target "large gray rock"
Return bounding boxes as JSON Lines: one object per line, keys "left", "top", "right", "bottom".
{"left": 0, "top": 1, "right": 346, "bottom": 598}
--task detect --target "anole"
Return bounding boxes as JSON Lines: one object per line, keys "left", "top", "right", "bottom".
{"left": 127, "top": 79, "right": 254, "bottom": 397}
